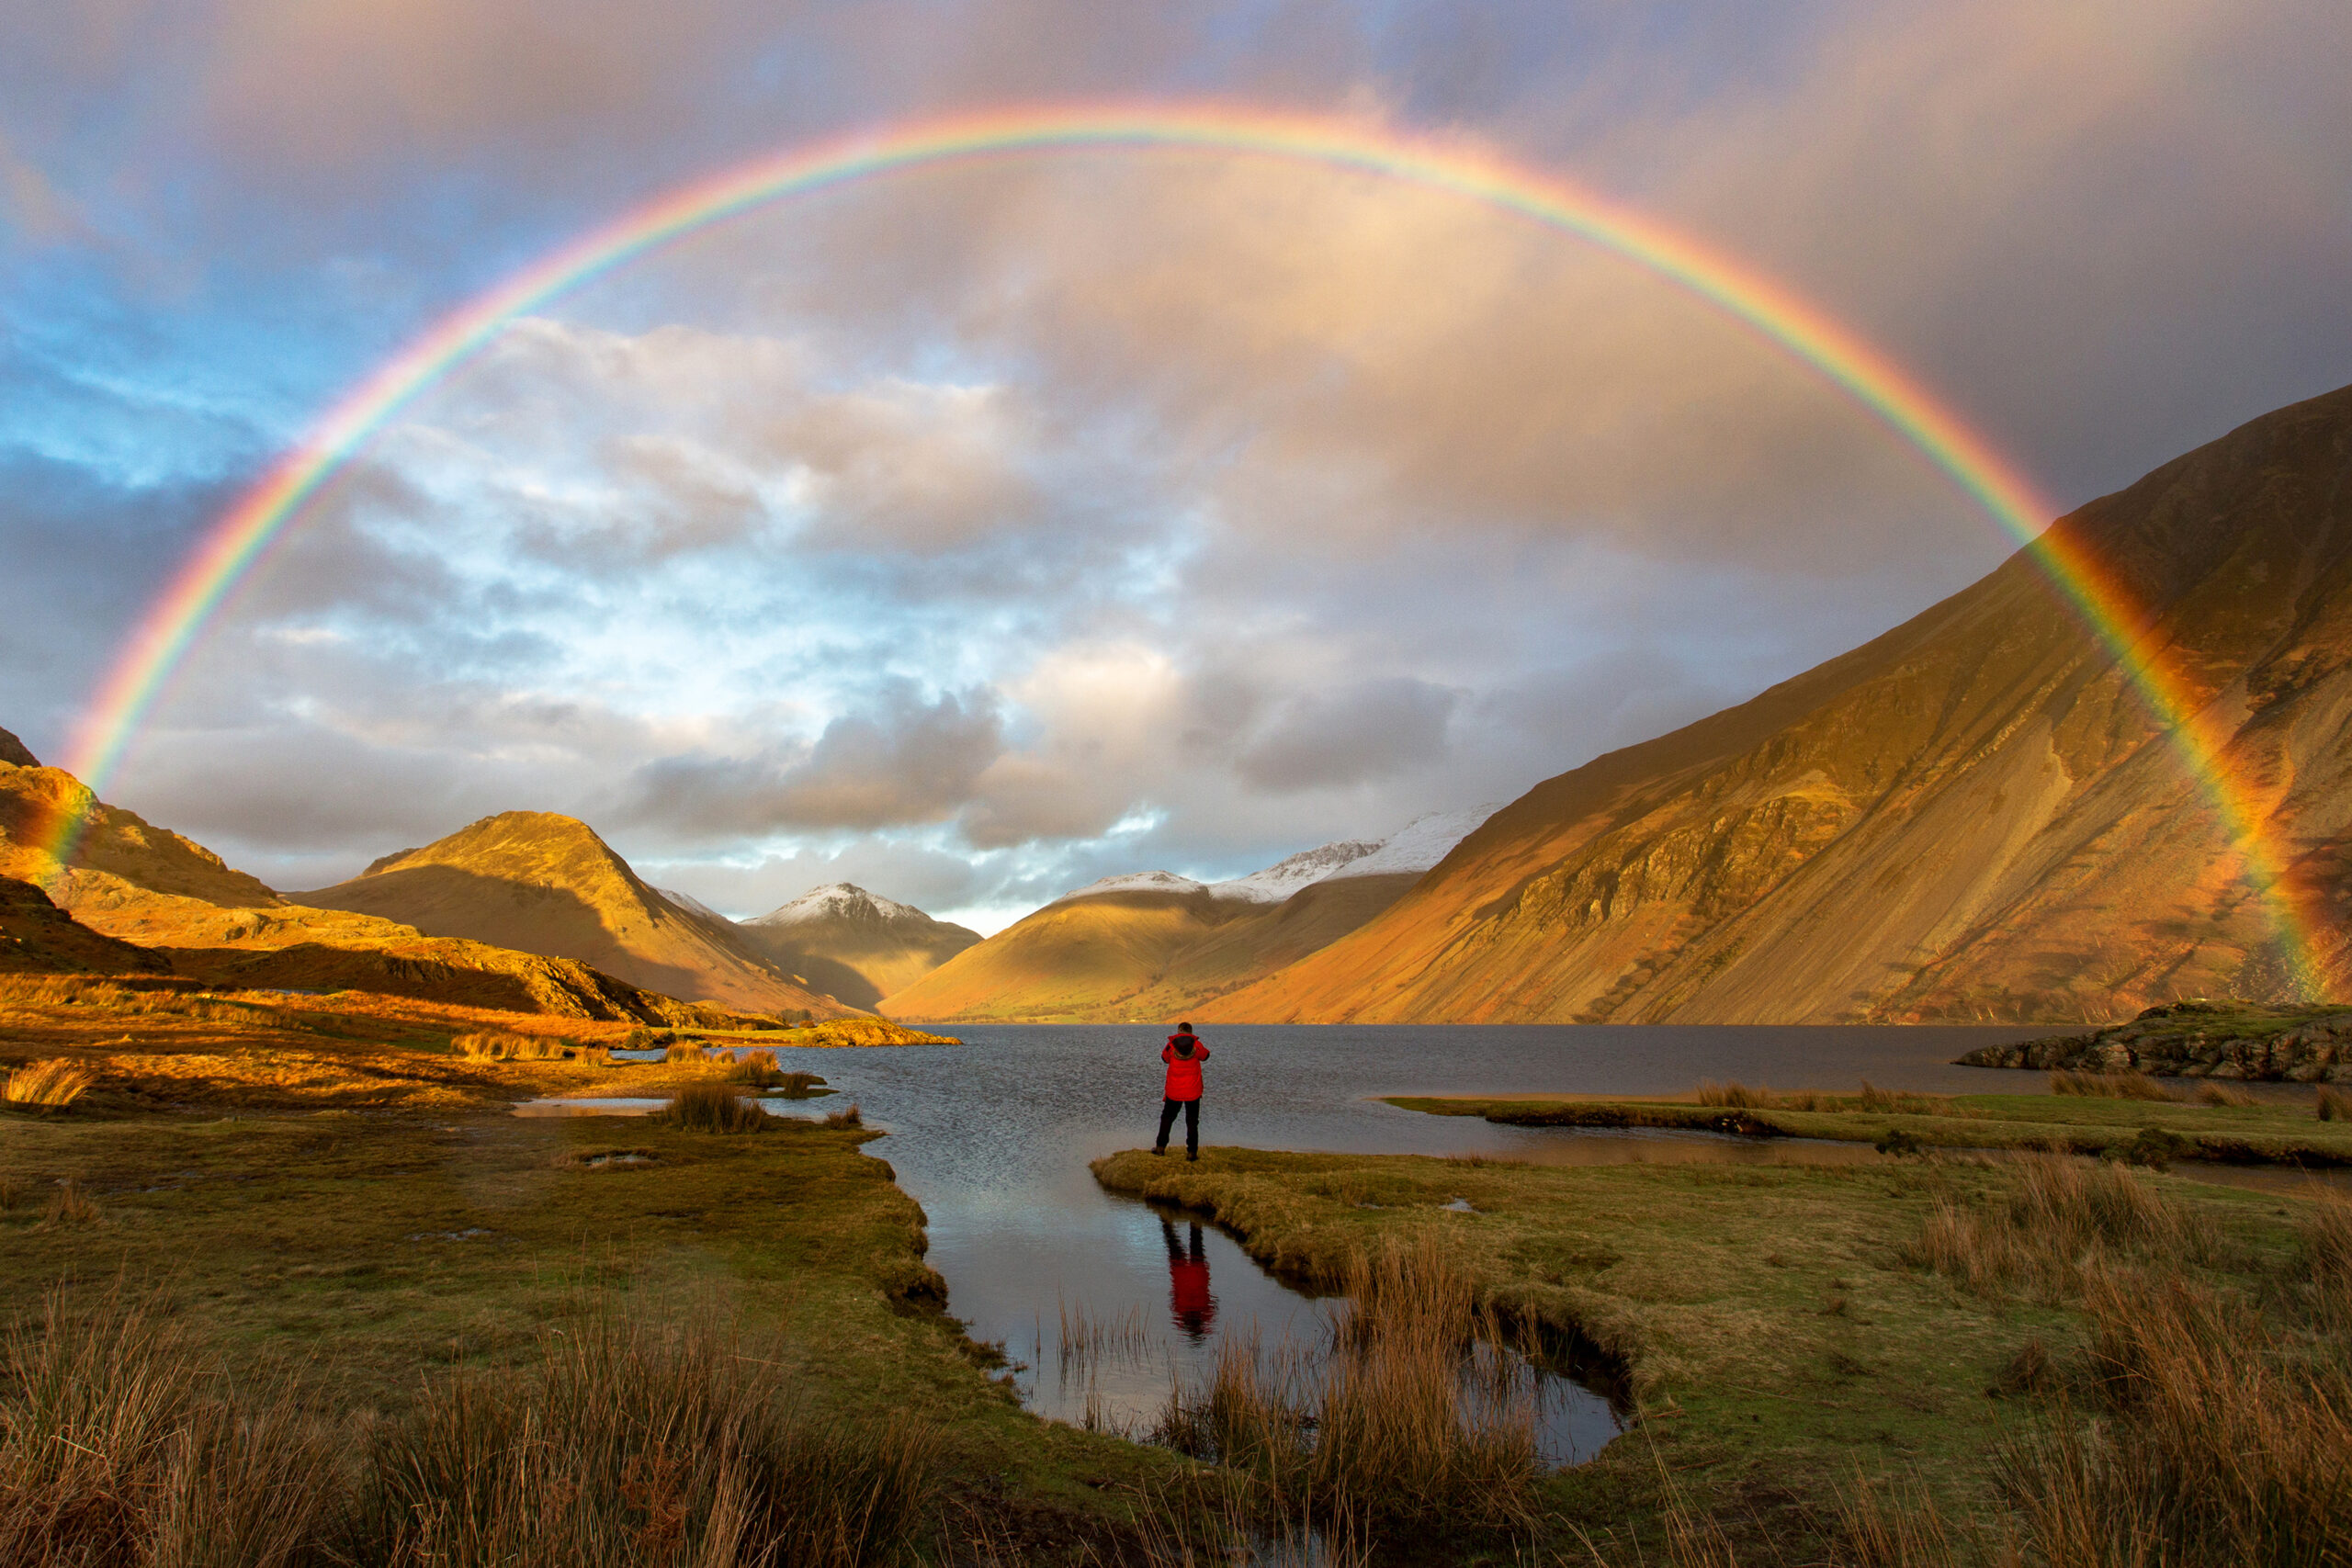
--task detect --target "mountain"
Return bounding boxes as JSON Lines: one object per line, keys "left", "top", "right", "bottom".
{"left": 0, "top": 727, "right": 38, "bottom": 768}
{"left": 734, "top": 884, "right": 981, "bottom": 1010}
{"left": 294, "top": 812, "right": 854, "bottom": 1016}
{"left": 879, "top": 808, "right": 1493, "bottom": 1022}
{"left": 1220, "top": 384, "right": 2352, "bottom": 1024}
{"left": 0, "top": 761, "right": 795, "bottom": 1022}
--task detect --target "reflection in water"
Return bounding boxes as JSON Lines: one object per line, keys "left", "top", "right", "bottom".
{"left": 1163, "top": 1219, "right": 1219, "bottom": 1340}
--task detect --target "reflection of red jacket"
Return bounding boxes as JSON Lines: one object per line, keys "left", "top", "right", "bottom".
{"left": 1170, "top": 1257, "right": 1215, "bottom": 1322}
{"left": 1161, "top": 1037, "right": 1210, "bottom": 1100}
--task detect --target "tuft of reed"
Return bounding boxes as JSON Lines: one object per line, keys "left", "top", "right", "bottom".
{"left": 823, "top": 1103, "right": 865, "bottom": 1130}
{"left": 663, "top": 1040, "right": 719, "bottom": 1064}
{"left": 355, "top": 1307, "right": 936, "bottom": 1567}
{"left": 38, "top": 1182, "right": 102, "bottom": 1230}
{"left": 2290, "top": 1185, "right": 2352, "bottom": 1333}
{"left": 1997, "top": 1269, "right": 2352, "bottom": 1566}
{"left": 5, "top": 1058, "right": 94, "bottom": 1109}
{"left": 452, "top": 1032, "right": 570, "bottom": 1062}
{"left": 725, "top": 1048, "right": 783, "bottom": 1086}
{"left": 0, "top": 1173, "right": 23, "bottom": 1212}
{"left": 654, "top": 1082, "right": 773, "bottom": 1134}
{"left": 1057, "top": 1300, "right": 1150, "bottom": 1377}
{"left": 1905, "top": 1153, "right": 2218, "bottom": 1300}
{"left": 2195, "top": 1082, "right": 2258, "bottom": 1107}
{"left": 620, "top": 1027, "right": 678, "bottom": 1050}
{"left": 1151, "top": 1232, "right": 1541, "bottom": 1541}
{"left": 0, "top": 1282, "right": 340, "bottom": 1568}
{"left": 2317, "top": 1085, "right": 2351, "bottom": 1122}
{"left": 2050, "top": 1068, "right": 2175, "bottom": 1100}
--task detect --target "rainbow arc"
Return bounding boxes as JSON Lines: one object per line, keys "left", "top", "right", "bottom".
{"left": 40, "top": 104, "right": 2331, "bottom": 996}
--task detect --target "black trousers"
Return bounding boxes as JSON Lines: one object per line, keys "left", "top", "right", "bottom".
{"left": 1155, "top": 1096, "right": 1201, "bottom": 1153}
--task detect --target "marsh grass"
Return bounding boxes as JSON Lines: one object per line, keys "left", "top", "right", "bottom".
{"left": 727, "top": 1048, "right": 784, "bottom": 1086}
{"left": 1905, "top": 1153, "right": 2218, "bottom": 1300}
{"left": 2196, "top": 1083, "right": 2259, "bottom": 1107}
{"left": 655, "top": 1082, "right": 773, "bottom": 1134}
{"left": 1151, "top": 1233, "right": 1541, "bottom": 1542}
{"left": 452, "top": 1032, "right": 571, "bottom": 1062}
{"left": 357, "top": 1308, "right": 937, "bottom": 1567}
{"left": 5, "top": 1057, "right": 94, "bottom": 1108}
{"left": 2049, "top": 1069, "right": 2175, "bottom": 1101}
{"left": 2317, "top": 1085, "right": 2351, "bottom": 1122}
{"left": 1057, "top": 1300, "right": 1149, "bottom": 1377}
{"left": 0, "top": 1282, "right": 936, "bottom": 1568}
{"left": 2289, "top": 1185, "right": 2352, "bottom": 1333}
{"left": 824, "top": 1103, "right": 864, "bottom": 1129}
{"left": 1693, "top": 1080, "right": 1955, "bottom": 1116}
{"left": 37, "top": 1181, "right": 102, "bottom": 1229}
{"left": 0, "top": 1283, "right": 340, "bottom": 1568}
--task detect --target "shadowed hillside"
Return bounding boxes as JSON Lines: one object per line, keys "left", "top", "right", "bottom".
{"left": 296, "top": 811, "right": 854, "bottom": 1016}
{"left": 1217, "top": 384, "right": 2352, "bottom": 1024}
{"left": 733, "top": 884, "right": 979, "bottom": 1010}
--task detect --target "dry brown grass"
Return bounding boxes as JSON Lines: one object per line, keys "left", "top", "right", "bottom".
{"left": 1999, "top": 1269, "right": 2352, "bottom": 1568}
{"left": 2317, "top": 1085, "right": 2352, "bottom": 1122}
{"left": 1905, "top": 1154, "right": 2218, "bottom": 1301}
{"left": 0, "top": 1285, "right": 935, "bottom": 1568}
{"left": 1151, "top": 1233, "right": 1541, "bottom": 1541}
{"left": 0, "top": 1283, "right": 339, "bottom": 1568}
{"left": 357, "top": 1308, "right": 937, "bottom": 1566}
{"left": 37, "top": 1181, "right": 101, "bottom": 1230}
{"left": 451, "top": 1031, "right": 571, "bottom": 1062}
{"left": 2050, "top": 1068, "right": 2175, "bottom": 1101}
{"left": 2290, "top": 1185, "right": 2352, "bottom": 1333}
{"left": 654, "top": 1082, "right": 773, "bottom": 1134}
{"left": 2195, "top": 1082, "right": 2259, "bottom": 1107}
{"left": 4, "top": 1057, "right": 93, "bottom": 1108}
{"left": 822, "top": 1102, "right": 864, "bottom": 1130}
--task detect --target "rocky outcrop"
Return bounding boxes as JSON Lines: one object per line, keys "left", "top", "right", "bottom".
{"left": 1958, "top": 1000, "right": 2352, "bottom": 1081}
{"left": 0, "top": 728, "right": 39, "bottom": 768}
{"left": 0, "top": 874, "right": 172, "bottom": 976}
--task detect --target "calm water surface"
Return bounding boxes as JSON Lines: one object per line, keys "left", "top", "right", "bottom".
{"left": 590, "top": 1023, "right": 2049, "bottom": 1456}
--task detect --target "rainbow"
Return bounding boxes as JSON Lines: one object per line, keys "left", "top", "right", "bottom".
{"left": 45, "top": 103, "right": 2333, "bottom": 995}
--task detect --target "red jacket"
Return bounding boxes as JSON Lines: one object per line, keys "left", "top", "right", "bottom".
{"left": 1161, "top": 1036, "right": 1210, "bottom": 1100}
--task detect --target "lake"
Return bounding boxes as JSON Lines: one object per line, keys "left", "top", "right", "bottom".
{"left": 599, "top": 1022, "right": 2049, "bottom": 1455}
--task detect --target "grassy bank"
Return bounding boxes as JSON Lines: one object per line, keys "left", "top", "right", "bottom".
{"left": 1385, "top": 1083, "right": 2352, "bottom": 1166}
{"left": 0, "top": 1091, "right": 1187, "bottom": 1563}
{"left": 1092, "top": 1143, "right": 2344, "bottom": 1562}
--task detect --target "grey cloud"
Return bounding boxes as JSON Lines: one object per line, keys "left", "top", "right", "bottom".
{"left": 631, "top": 683, "right": 1004, "bottom": 834}
{"left": 1237, "top": 677, "right": 1456, "bottom": 793}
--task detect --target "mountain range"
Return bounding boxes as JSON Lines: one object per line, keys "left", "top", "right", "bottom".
{"left": 878, "top": 807, "right": 1495, "bottom": 1022}
{"left": 1210, "top": 384, "right": 2352, "bottom": 1023}
{"left": 732, "top": 885, "right": 981, "bottom": 1010}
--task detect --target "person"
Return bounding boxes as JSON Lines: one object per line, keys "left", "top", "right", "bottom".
{"left": 1152, "top": 1021, "right": 1210, "bottom": 1160}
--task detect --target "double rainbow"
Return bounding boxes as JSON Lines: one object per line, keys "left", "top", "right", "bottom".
{"left": 43, "top": 104, "right": 2331, "bottom": 994}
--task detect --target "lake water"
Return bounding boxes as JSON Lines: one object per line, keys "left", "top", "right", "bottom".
{"left": 531, "top": 1022, "right": 2062, "bottom": 1459}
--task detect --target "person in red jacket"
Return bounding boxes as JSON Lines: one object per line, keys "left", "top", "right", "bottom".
{"left": 1152, "top": 1021, "right": 1210, "bottom": 1160}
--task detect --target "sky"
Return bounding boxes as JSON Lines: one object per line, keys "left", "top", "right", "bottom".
{"left": 3, "top": 1, "right": 2347, "bottom": 934}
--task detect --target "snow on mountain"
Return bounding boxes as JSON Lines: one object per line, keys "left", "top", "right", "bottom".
{"left": 1052, "top": 870, "right": 1208, "bottom": 904}
{"left": 656, "top": 887, "right": 734, "bottom": 925}
{"left": 1326, "top": 806, "right": 1499, "bottom": 880}
{"left": 746, "top": 882, "right": 933, "bottom": 929}
{"left": 1054, "top": 808, "right": 1499, "bottom": 912}
{"left": 1207, "top": 840, "right": 1382, "bottom": 903}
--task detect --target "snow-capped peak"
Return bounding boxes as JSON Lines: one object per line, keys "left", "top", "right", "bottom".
{"left": 1207, "top": 840, "right": 1382, "bottom": 903}
{"left": 1327, "top": 806, "right": 1498, "bottom": 879}
{"left": 746, "top": 882, "right": 929, "bottom": 929}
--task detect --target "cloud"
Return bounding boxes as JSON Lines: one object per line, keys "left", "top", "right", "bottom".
{"left": 1237, "top": 677, "right": 1456, "bottom": 793}
{"left": 631, "top": 683, "right": 1004, "bottom": 834}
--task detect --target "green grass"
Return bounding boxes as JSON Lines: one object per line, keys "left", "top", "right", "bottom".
{"left": 0, "top": 1108, "right": 1185, "bottom": 1561}
{"left": 1384, "top": 1089, "right": 2352, "bottom": 1166}
{"left": 1091, "top": 1143, "right": 2318, "bottom": 1561}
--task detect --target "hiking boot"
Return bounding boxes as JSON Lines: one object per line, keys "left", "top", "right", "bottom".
{"left": 1151, "top": 1145, "right": 1166, "bottom": 1156}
